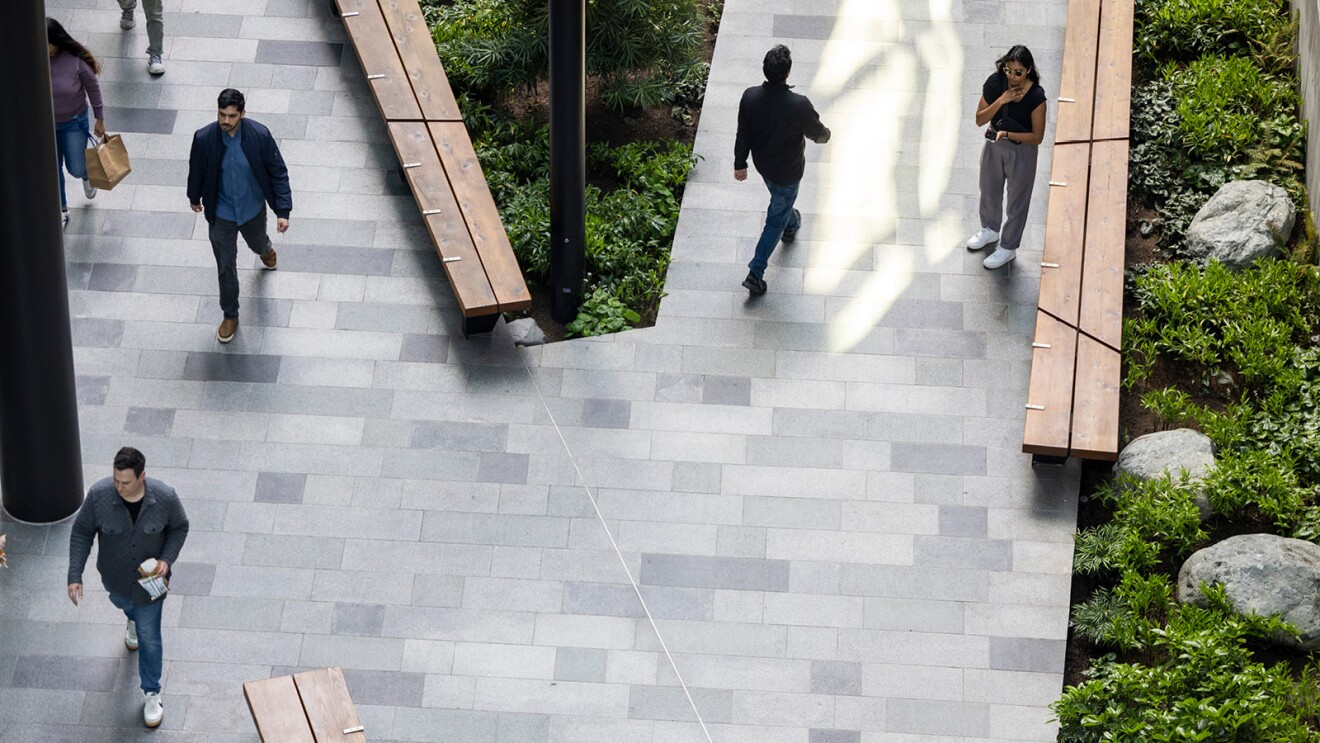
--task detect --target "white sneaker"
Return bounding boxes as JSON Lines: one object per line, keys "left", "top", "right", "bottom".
{"left": 983, "top": 247, "right": 1017, "bottom": 269}
{"left": 82, "top": 179, "right": 97, "bottom": 199}
{"left": 125, "top": 619, "right": 138, "bottom": 651}
{"left": 143, "top": 692, "right": 163, "bottom": 728}
{"left": 147, "top": 55, "right": 165, "bottom": 75}
{"left": 966, "top": 227, "right": 999, "bottom": 251}
{"left": 61, "top": 210, "right": 70, "bottom": 228}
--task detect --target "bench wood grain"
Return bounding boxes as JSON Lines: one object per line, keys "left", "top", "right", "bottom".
{"left": 243, "top": 676, "right": 315, "bottom": 743}
{"left": 1079, "top": 138, "right": 1127, "bottom": 352}
{"left": 293, "top": 667, "right": 366, "bottom": 743}
{"left": 1092, "top": 0, "right": 1135, "bottom": 140}
{"left": 1038, "top": 142, "right": 1090, "bottom": 326}
{"left": 387, "top": 121, "right": 498, "bottom": 317}
{"left": 336, "top": 0, "right": 422, "bottom": 121}
{"left": 430, "top": 121, "right": 531, "bottom": 312}
{"left": 1070, "top": 333, "right": 1122, "bottom": 459}
{"left": 1054, "top": 0, "right": 1101, "bottom": 143}
{"left": 1023, "top": 310, "right": 1079, "bottom": 458}
{"left": 379, "top": 0, "right": 462, "bottom": 121}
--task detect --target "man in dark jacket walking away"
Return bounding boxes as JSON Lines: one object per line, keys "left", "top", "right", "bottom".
{"left": 187, "top": 88, "right": 292, "bottom": 343}
{"left": 68, "top": 447, "right": 189, "bottom": 729}
{"left": 734, "top": 45, "right": 831, "bottom": 296}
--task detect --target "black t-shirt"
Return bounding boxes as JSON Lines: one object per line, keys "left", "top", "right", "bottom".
{"left": 123, "top": 498, "right": 142, "bottom": 525}
{"left": 982, "top": 72, "right": 1046, "bottom": 133}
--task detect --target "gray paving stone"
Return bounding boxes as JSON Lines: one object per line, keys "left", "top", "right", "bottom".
{"left": 563, "top": 582, "right": 713, "bottom": 621}
{"left": 581, "top": 398, "right": 632, "bottom": 429}
{"left": 101, "top": 106, "right": 178, "bottom": 134}
{"left": 555, "top": 647, "right": 607, "bottom": 682}
{"left": 253, "top": 471, "right": 307, "bottom": 504}
{"left": 810, "top": 660, "right": 862, "bottom": 696}
{"left": 478, "top": 452, "right": 530, "bottom": 484}
{"left": 255, "top": 39, "right": 345, "bottom": 66}
{"left": 169, "top": 561, "right": 217, "bottom": 596}
{"left": 411, "top": 421, "right": 508, "bottom": 452}
{"left": 11, "top": 655, "right": 117, "bottom": 692}
{"left": 333, "top": 602, "right": 386, "bottom": 637}
{"left": 890, "top": 442, "right": 987, "bottom": 475}
{"left": 181, "top": 352, "right": 282, "bottom": 383}
{"left": 990, "top": 637, "right": 1068, "bottom": 673}
{"left": 76, "top": 375, "right": 110, "bottom": 405}
{"left": 770, "top": 14, "right": 836, "bottom": 39}
{"left": 628, "top": 685, "right": 733, "bottom": 723}
{"left": 123, "top": 406, "right": 175, "bottom": 435}
{"left": 640, "top": 554, "right": 790, "bottom": 592}
{"left": 809, "top": 730, "right": 861, "bottom": 743}
{"left": 702, "top": 375, "right": 751, "bottom": 406}
{"left": 939, "top": 505, "right": 989, "bottom": 537}
{"left": 87, "top": 263, "right": 139, "bottom": 292}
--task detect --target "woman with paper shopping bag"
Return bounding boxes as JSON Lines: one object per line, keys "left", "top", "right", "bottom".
{"left": 47, "top": 17, "right": 106, "bottom": 227}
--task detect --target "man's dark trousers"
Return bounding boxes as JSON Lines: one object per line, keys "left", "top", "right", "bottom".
{"left": 209, "top": 210, "right": 272, "bottom": 319}
{"left": 749, "top": 178, "right": 800, "bottom": 278}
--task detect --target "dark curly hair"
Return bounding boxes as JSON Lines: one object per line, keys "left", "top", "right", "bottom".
{"left": 995, "top": 45, "right": 1040, "bottom": 84}
{"left": 763, "top": 45, "right": 792, "bottom": 84}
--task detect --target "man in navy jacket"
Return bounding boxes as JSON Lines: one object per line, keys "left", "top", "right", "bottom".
{"left": 734, "top": 45, "right": 830, "bottom": 297}
{"left": 187, "top": 88, "right": 292, "bottom": 343}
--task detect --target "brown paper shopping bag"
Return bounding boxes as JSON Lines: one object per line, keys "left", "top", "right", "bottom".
{"left": 85, "top": 134, "right": 131, "bottom": 190}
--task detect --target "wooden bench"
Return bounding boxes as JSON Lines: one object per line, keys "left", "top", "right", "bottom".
{"left": 335, "top": 0, "right": 531, "bottom": 336}
{"left": 243, "top": 666, "right": 365, "bottom": 742}
{"left": 1023, "top": 0, "right": 1133, "bottom": 463}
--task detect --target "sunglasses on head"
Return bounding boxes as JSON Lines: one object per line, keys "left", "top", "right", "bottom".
{"left": 1005, "top": 68, "right": 1028, "bottom": 77}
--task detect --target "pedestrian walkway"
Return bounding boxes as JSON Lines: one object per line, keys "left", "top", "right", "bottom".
{"left": 0, "top": 0, "right": 1078, "bottom": 740}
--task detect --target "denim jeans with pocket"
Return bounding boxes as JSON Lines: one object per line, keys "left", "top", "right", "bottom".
{"left": 107, "top": 591, "right": 165, "bottom": 693}
{"left": 747, "top": 177, "right": 801, "bottom": 279}
{"left": 54, "top": 109, "right": 91, "bottom": 209}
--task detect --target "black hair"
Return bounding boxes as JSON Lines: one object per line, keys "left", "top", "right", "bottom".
{"left": 217, "top": 88, "right": 246, "bottom": 112}
{"left": 763, "top": 45, "right": 792, "bottom": 84}
{"left": 46, "top": 17, "right": 100, "bottom": 75}
{"left": 114, "top": 446, "right": 146, "bottom": 477}
{"left": 996, "top": 45, "right": 1040, "bottom": 84}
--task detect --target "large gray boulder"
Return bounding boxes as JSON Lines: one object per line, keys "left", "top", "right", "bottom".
{"left": 1177, "top": 534, "right": 1320, "bottom": 650}
{"left": 1184, "top": 180, "right": 1295, "bottom": 269}
{"left": 1113, "top": 429, "right": 1215, "bottom": 520}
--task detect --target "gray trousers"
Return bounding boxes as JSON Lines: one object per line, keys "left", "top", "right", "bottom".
{"left": 208, "top": 211, "right": 271, "bottom": 319}
{"left": 117, "top": 0, "right": 164, "bottom": 57}
{"left": 977, "top": 138, "right": 1038, "bottom": 251}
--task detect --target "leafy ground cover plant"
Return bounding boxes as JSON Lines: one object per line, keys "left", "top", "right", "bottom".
{"left": 1135, "top": 0, "right": 1289, "bottom": 67}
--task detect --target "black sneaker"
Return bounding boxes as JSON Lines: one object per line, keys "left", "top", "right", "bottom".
{"left": 741, "top": 271, "right": 767, "bottom": 297}
{"left": 781, "top": 209, "right": 802, "bottom": 243}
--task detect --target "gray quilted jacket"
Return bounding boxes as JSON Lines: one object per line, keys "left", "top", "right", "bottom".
{"left": 67, "top": 477, "right": 189, "bottom": 604}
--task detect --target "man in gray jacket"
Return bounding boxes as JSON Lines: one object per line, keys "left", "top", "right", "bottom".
{"left": 68, "top": 447, "right": 189, "bottom": 728}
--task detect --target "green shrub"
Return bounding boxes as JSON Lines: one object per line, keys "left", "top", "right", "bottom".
{"left": 564, "top": 287, "right": 640, "bottom": 337}
{"left": 1204, "top": 448, "right": 1307, "bottom": 527}
{"left": 1055, "top": 586, "right": 1316, "bottom": 743}
{"left": 1164, "top": 55, "right": 1300, "bottom": 165}
{"left": 1071, "top": 571, "right": 1174, "bottom": 650}
{"left": 1076, "top": 473, "right": 1206, "bottom": 574}
{"left": 1135, "top": 0, "right": 1288, "bottom": 67}
{"left": 428, "top": 0, "right": 707, "bottom": 111}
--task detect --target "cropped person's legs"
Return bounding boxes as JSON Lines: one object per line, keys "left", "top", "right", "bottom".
{"left": 747, "top": 178, "right": 800, "bottom": 279}
{"left": 998, "top": 144, "right": 1039, "bottom": 251}
{"left": 208, "top": 218, "right": 242, "bottom": 320}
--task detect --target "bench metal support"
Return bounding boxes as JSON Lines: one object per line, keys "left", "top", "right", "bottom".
{"left": 463, "top": 313, "right": 500, "bottom": 338}
{"left": 1031, "top": 454, "right": 1069, "bottom": 467}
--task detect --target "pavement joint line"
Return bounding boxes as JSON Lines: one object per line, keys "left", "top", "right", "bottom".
{"left": 517, "top": 348, "right": 714, "bottom": 742}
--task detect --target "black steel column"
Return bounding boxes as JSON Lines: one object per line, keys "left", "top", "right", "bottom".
{"left": 549, "top": 0, "right": 586, "bottom": 323}
{"left": 0, "top": 1, "right": 85, "bottom": 523}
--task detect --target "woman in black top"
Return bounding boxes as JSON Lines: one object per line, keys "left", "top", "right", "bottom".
{"left": 967, "top": 45, "right": 1047, "bottom": 269}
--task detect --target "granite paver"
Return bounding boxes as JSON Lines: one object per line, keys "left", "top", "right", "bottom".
{"left": 2, "top": 0, "right": 1079, "bottom": 740}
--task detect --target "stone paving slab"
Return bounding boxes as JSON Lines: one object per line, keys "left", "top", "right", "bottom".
{"left": 1, "top": 0, "right": 1078, "bottom": 740}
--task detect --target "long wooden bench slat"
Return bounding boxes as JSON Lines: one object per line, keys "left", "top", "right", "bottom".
{"left": 243, "top": 676, "right": 316, "bottom": 743}
{"left": 1070, "top": 333, "right": 1122, "bottom": 459}
{"left": 337, "top": 0, "right": 423, "bottom": 121}
{"left": 429, "top": 121, "right": 532, "bottom": 312}
{"left": 387, "top": 121, "right": 499, "bottom": 317}
{"left": 1054, "top": 0, "right": 1102, "bottom": 143}
{"left": 1079, "top": 138, "right": 1127, "bottom": 351}
{"left": 1092, "top": 0, "right": 1135, "bottom": 140}
{"left": 293, "top": 667, "right": 365, "bottom": 743}
{"left": 1038, "top": 142, "right": 1091, "bottom": 326}
{"left": 378, "top": 0, "right": 463, "bottom": 121}
{"left": 1023, "top": 310, "right": 1078, "bottom": 458}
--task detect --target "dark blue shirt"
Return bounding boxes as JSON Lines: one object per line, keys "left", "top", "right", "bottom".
{"left": 217, "top": 127, "right": 264, "bottom": 225}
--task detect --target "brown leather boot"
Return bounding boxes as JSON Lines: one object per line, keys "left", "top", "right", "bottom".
{"left": 260, "top": 247, "right": 277, "bottom": 269}
{"left": 217, "top": 317, "right": 238, "bottom": 344}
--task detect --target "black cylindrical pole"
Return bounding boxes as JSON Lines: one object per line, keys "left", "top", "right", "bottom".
{"left": 549, "top": 0, "right": 586, "bottom": 323}
{"left": 0, "top": 1, "right": 85, "bottom": 523}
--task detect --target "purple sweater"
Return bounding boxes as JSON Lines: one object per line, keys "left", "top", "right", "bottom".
{"left": 50, "top": 51, "right": 104, "bottom": 124}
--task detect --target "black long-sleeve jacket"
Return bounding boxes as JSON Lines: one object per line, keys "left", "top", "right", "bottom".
{"left": 187, "top": 117, "right": 292, "bottom": 224}
{"left": 734, "top": 81, "right": 831, "bottom": 185}
{"left": 67, "top": 478, "right": 189, "bottom": 604}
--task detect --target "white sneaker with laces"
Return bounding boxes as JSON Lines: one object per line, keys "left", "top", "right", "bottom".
{"left": 82, "top": 179, "right": 97, "bottom": 200}
{"left": 125, "top": 619, "right": 138, "bottom": 651}
{"left": 983, "top": 247, "right": 1017, "bottom": 269}
{"left": 966, "top": 227, "right": 999, "bottom": 251}
{"left": 147, "top": 55, "right": 165, "bottom": 75}
{"left": 143, "top": 692, "right": 163, "bottom": 728}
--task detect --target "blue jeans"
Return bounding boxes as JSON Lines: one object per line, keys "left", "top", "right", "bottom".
{"left": 747, "top": 177, "right": 801, "bottom": 279}
{"left": 108, "top": 591, "right": 164, "bottom": 693}
{"left": 55, "top": 109, "right": 92, "bottom": 209}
